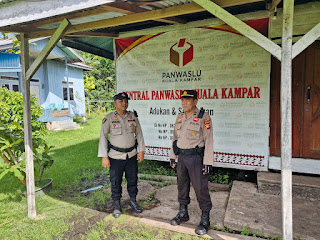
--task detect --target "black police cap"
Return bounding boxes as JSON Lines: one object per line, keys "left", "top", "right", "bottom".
{"left": 113, "top": 92, "right": 130, "bottom": 101}
{"left": 181, "top": 90, "right": 198, "bottom": 99}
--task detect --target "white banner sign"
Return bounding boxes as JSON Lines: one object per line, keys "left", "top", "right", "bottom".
{"left": 115, "top": 19, "right": 270, "bottom": 170}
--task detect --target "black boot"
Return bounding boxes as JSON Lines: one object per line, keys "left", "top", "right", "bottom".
{"left": 113, "top": 200, "right": 122, "bottom": 218}
{"left": 170, "top": 204, "right": 189, "bottom": 225}
{"left": 195, "top": 211, "right": 210, "bottom": 235}
{"left": 129, "top": 197, "right": 142, "bottom": 213}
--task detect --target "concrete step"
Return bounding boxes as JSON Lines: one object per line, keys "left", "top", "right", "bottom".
{"left": 224, "top": 180, "right": 320, "bottom": 240}
{"left": 257, "top": 172, "right": 320, "bottom": 199}
{"left": 47, "top": 119, "right": 82, "bottom": 131}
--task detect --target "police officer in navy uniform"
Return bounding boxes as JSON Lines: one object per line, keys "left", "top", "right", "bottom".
{"left": 98, "top": 92, "right": 145, "bottom": 218}
{"left": 169, "top": 90, "right": 214, "bottom": 235}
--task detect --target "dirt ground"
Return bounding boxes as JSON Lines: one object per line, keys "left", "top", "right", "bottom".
{"left": 60, "top": 179, "right": 229, "bottom": 239}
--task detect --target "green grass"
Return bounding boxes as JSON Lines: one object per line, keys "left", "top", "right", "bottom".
{"left": 85, "top": 215, "right": 209, "bottom": 240}
{"left": 0, "top": 194, "right": 81, "bottom": 240}
{"left": 0, "top": 112, "right": 205, "bottom": 239}
{"left": 0, "top": 112, "right": 238, "bottom": 240}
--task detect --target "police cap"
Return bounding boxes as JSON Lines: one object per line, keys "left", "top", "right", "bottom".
{"left": 113, "top": 92, "right": 130, "bottom": 101}
{"left": 181, "top": 90, "right": 197, "bottom": 99}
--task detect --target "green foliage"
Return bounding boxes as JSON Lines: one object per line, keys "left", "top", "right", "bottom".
{"left": 0, "top": 88, "right": 53, "bottom": 184}
{"left": 241, "top": 224, "right": 250, "bottom": 236}
{"left": 0, "top": 32, "right": 36, "bottom": 54}
{"left": 80, "top": 51, "right": 116, "bottom": 113}
{"left": 209, "top": 169, "right": 231, "bottom": 184}
{"left": 6, "top": 39, "right": 22, "bottom": 54}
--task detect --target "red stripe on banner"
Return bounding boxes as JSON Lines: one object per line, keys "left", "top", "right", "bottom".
{"left": 200, "top": 18, "right": 269, "bottom": 37}
{"left": 115, "top": 36, "right": 141, "bottom": 59}
{"left": 115, "top": 32, "right": 164, "bottom": 60}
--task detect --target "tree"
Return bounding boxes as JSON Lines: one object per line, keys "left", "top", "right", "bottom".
{"left": 80, "top": 52, "right": 116, "bottom": 100}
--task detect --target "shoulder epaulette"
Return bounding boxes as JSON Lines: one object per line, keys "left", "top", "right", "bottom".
{"left": 198, "top": 107, "right": 205, "bottom": 119}
{"left": 133, "top": 110, "right": 138, "bottom": 117}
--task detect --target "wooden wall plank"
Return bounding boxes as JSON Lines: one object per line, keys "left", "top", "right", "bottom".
{"left": 270, "top": 2, "right": 320, "bottom": 39}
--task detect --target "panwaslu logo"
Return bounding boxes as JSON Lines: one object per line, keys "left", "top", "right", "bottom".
{"left": 170, "top": 38, "right": 193, "bottom": 67}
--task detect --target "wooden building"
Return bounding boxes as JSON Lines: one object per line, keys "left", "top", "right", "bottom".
{"left": 0, "top": 1, "right": 319, "bottom": 236}
{"left": 0, "top": 37, "right": 91, "bottom": 127}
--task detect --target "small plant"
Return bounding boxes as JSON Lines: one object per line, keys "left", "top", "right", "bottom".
{"left": 241, "top": 224, "right": 250, "bottom": 236}
{"left": 222, "top": 227, "right": 234, "bottom": 233}
{"left": 0, "top": 88, "right": 54, "bottom": 185}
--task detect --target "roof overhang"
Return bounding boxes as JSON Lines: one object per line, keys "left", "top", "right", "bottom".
{"left": 0, "top": 0, "right": 277, "bottom": 59}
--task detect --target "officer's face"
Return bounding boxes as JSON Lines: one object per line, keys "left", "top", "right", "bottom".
{"left": 114, "top": 98, "right": 129, "bottom": 112}
{"left": 181, "top": 98, "right": 197, "bottom": 113}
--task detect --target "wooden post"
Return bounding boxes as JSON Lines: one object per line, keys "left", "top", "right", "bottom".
{"left": 21, "top": 33, "right": 36, "bottom": 218}
{"left": 65, "top": 57, "right": 71, "bottom": 115}
{"left": 88, "top": 99, "right": 91, "bottom": 116}
{"left": 281, "top": 0, "right": 294, "bottom": 239}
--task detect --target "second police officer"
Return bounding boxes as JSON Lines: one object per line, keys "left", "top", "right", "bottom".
{"left": 170, "top": 90, "right": 214, "bottom": 235}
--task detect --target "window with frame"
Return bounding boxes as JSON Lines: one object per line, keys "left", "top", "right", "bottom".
{"left": 12, "top": 85, "right": 19, "bottom": 92}
{"left": 63, "top": 87, "right": 74, "bottom": 101}
{"left": 2, "top": 84, "right": 9, "bottom": 89}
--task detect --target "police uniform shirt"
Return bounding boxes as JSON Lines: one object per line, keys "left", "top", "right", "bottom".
{"left": 169, "top": 107, "right": 214, "bottom": 165}
{"left": 98, "top": 111, "right": 145, "bottom": 160}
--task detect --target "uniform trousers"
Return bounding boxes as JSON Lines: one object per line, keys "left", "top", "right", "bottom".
{"left": 109, "top": 154, "right": 138, "bottom": 201}
{"left": 177, "top": 154, "right": 212, "bottom": 211}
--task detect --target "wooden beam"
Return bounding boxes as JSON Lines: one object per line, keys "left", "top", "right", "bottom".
{"left": 267, "top": 0, "right": 282, "bottom": 11}
{"left": 280, "top": 0, "right": 294, "bottom": 239}
{"left": 193, "top": 0, "right": 282, "bottom": 60}
{"left": 292, "top": 22, "right": 320, "bottom": 59}
{"left": 28, "top": 0, "right": 264, "bottom": 39}
{"left": 0, "top": 25, "right": 39, "bottom": 34}
{"left": 120, "top": 10, "right": 268, "bottom": 37}
{"left": 121, "top": 10, "right": 269, "bottom": 37}
{"left": 101, "top": 2, "right": 186, "bottom": 24}
{"left": 21, "top": 33, "right": 36, "bottom": 219}
{"left": 26, "top": 19, "right": 71, "bottom": 81}
{"left": 65, "top": 31, "right": 118, "bottom": 38}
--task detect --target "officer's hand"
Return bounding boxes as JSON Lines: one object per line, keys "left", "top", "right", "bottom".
{"left": 202, "top": 164, "right": 212, "bottom": 175}
{"left": 137, "top": 151, "right": 144, "bottom": 163}
{"left": 102, "top": 157, "right": 110, "bottom": 169}
{"left": 170, "top": 158, "right": 176, "bottom": 168}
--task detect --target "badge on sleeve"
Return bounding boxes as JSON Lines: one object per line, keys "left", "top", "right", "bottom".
{"left": 204, "top": 118, "right": 211, "bottom": 130}
{"left": 102, "top": 117, "right": 107, "bottom": 124}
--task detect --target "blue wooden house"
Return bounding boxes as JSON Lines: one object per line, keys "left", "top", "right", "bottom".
{"left": 0, "top": 37, "right": 92, "bottom": 129}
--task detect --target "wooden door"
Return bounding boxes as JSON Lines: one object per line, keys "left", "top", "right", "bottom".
{"left": 302, "top": 41, "right": 320, "bottom": 158}
{"left": 270, "top": 41, "right": 320, "bottom": 159}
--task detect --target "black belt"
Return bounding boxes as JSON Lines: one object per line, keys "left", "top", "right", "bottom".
{"left": 178, "top": 146, "right": 205, "bottom": 156}
{"left": 108, "top": 139, "right": 138, "bottom": 153}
